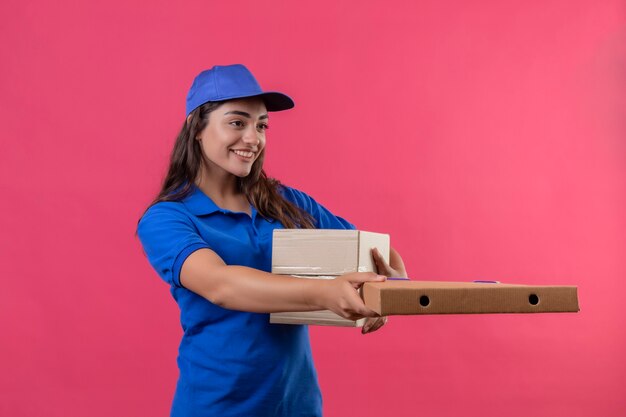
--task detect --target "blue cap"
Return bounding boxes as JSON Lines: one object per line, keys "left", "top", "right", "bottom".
{"left": 185, "top": 64, "right": 295, "bottom": 117}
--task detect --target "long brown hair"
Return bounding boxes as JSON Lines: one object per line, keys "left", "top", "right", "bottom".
{"left": 145, "top": 101, "right": 315, "bottom": 229}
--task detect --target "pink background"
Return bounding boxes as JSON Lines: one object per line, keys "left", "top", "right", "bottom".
{"left": 1, "top": 1, "right": 624, "bottom": 416}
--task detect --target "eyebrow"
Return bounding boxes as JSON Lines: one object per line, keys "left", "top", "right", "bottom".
{"left": 224, "top": 110, "right": 268, "bottom": 120}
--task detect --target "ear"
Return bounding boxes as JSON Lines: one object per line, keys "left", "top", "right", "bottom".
{"left": 187, "top": 114, "right": 202, "bottom": 141}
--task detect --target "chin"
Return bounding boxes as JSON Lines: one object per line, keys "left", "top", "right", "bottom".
{"left": 232, "top": 169, "right": 252, "bottom": 178}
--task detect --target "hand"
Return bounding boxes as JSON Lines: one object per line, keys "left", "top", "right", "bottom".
{"left": 372, "top": 247, "right": 408, "bottom": 278}
{"left": 361, "top": 315, "right": 388, "bottom": 335}
{"left": 318, "top": 272, "right": 386, "bottom": 321}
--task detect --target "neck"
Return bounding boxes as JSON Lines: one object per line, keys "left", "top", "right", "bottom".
{"left": 195, "top": 163, "right": 241, "bottom": 199}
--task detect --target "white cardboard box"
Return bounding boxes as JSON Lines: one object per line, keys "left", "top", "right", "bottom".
{"left": 270, "top": 229, "right": 390, "bottom": 327}
{"left": 271, "top": 229, "right": 390, "bottom": 276}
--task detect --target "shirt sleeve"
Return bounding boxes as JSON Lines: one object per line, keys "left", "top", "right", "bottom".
{"left": 137, "top": 202, "right": 210, "bottom": 287}
{"left": 280, "top": 185, "right": 356, "bottom": 230}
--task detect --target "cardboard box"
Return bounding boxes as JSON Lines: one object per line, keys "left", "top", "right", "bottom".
{"left": 270, "top": 229, "right": 390, "bottom": 326}
{"left": 270, "top": 309, "right": 366, "bottom": 327}
{"left": 362, "top": 280, "right": 580, "bottom": 315}
{"left": 272, "top": 229, "right": 390, "bottom": 276}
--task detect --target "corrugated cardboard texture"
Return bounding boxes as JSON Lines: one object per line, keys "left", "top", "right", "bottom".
{"left": 271, "top": 229, "right": 389, "bottom": 275}
{"left": 362, "top": 281, "right": 580, "bottom": 315}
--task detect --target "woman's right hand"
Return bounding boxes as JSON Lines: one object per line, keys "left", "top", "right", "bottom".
{"left": 317, "top": 272, "right": 386, "bottom": 320}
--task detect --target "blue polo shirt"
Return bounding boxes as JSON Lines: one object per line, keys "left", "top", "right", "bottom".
{"left": 137, "top": 184, "right": 355, "bottom": 417}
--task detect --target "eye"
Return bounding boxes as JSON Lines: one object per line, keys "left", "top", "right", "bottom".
{"left": 229, "top": 120, "right": 244, "bottom": 128}
{"left": 257, "top": 123, "right": 269, "bottom": 131}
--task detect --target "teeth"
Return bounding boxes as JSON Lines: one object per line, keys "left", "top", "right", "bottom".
{"left": 232, "top": 150, "right": 254, "bottom": 158}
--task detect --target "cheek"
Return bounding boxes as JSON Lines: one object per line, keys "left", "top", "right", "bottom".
{"left": 199, "top": 140, "right": 226, "bottom": 163}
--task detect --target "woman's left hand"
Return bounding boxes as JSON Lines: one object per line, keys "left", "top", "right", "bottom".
{"left": 361, "top": 247, "right": 409, "bottom": 335}
{"left": 371, "top": 247, "right": 408, "bottom": 279}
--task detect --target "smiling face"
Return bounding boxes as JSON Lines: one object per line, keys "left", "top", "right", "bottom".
{"left": 196, "top": 98, "right": 269, "bottom": 179}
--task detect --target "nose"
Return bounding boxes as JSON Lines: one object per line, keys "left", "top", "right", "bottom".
{"left": 242, "top": 125, "right": 262, "bottom": 146}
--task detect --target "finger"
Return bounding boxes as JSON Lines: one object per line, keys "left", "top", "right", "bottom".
{"left": 370, "top": 316, "right": 387, "bottom": 332}
{"left": 347, "top": 272, "right": 387, "bottom": 284}
{"left": 362, "top": 316, "right": 377, "bottom": 327}
{"left": 371, "top": 247, "right": 383, "bottom": 266}
{"left": 346, "top": 310, "right": 377, "bottom": 321}
{"left": 371, "top": 248, "right": 382, "bottom": 274}
{"left": 346, "top": 303, "right": 380, "bottom": 320}
{"left": 361, "top": 317, "right": 376, "bottom": 334}
{"left": 345, "top": 288, "right": 381, "bottom": 318}
{"left": 372, "top": 248, "right": 392, "bottom": 276}
{"left": 359, "top": 307, "right": 381, "bottom": 318}
{"left": 364, "top": 316, "right": 377, "bottom": 325}
{"left": 362, "top": 316, "right": 385, "bottom": 334}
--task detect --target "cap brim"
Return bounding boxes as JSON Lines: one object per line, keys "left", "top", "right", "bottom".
{"left": 257, "top": 92, "right": 295, "bottom": 112}
{"left": 187, "top": 91, "right": 295, "bottom": 117}
{"left": 219, "top": 91, "right": 293, "bottom": 111}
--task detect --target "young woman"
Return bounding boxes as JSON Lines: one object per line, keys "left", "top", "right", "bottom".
{"left": 137, "top": 64, "right": 408, "bottom": 417}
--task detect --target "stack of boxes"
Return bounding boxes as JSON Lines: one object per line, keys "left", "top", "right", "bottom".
{"left": 271, "top": 229, "right": 580, "bottom": 327}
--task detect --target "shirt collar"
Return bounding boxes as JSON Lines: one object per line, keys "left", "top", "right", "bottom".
{"left": 181, "top": 184, "right": 273, "bottom": 222}
{"left": 181, "top": 185, "right": 221, "bottom": 216}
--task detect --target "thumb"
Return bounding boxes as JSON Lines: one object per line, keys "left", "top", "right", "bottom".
{"left": 371, "top": 247, "right": 390, "bottom": 275}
